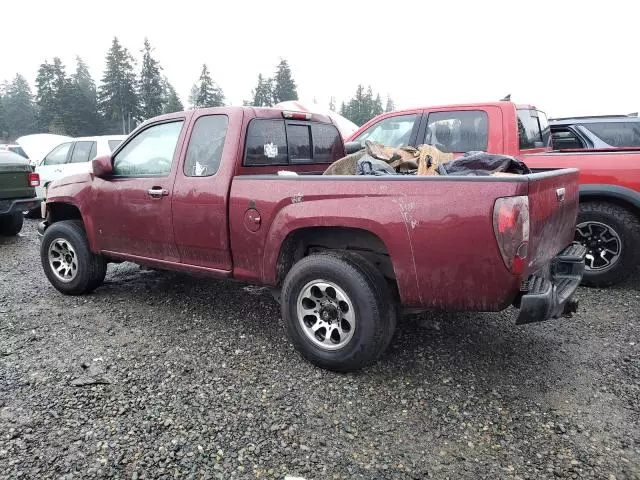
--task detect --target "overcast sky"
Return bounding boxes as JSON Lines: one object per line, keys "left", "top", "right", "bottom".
{"left": 1, "top": 0, "right": 638, "bottom": 118}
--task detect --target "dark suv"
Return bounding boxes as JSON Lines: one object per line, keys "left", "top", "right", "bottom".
{"left": 550, "top": 114, "right": 640, "bottom": 150}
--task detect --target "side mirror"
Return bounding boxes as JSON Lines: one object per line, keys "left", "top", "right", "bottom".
{"left": 92, "top": 155, "right": 113, "bottom": 177}
{"left": 344, "top": 141, "right": 363, "bottom": 155}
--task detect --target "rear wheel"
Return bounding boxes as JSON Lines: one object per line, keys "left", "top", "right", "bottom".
{"left": 281, "top": 252, "right": 395, "bottom": 372}
{"left": 40, "top": 220, "right": 107, "bottom": 295}
{"left": 0, "top": 213, "right": 24, "bottom": 236}
{"left": 575, "top": 202, "right": 640, "bottom": 287}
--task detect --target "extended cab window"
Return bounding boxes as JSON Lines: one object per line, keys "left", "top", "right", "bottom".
{"left": 184, "top": 115, "right": 229, "bottom": 177}
{"left": 518, "top": 109, "right": 551, "bottom": 149}
{"left": 424, "top": 111, "right": 488, "bottom": 153}
{"left": 244, "top": 119, "right": 342, "bottom": 166}
{"left": 70, "top": 141, "right": 95, "bottom": 163}
{"left": 43, "top": 142, "right": 72, "bottom": 165}
{"left": 113, "top": 121, "right": 183, "bottom": 177}
{"left": 352, "top": 114, "right": 418, "bottom": 147}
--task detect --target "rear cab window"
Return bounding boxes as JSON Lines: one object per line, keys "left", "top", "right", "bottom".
{"left": 244, "top": 119, "right": 343, "bottom": 166}
{"left": 518, "top": 109, "right": 551, "bottom": 150}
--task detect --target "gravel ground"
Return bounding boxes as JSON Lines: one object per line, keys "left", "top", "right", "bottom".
{"left": 1, "top": 220, "right": 639, "bottom": 479}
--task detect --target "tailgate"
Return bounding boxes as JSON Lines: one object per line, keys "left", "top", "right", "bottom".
{"left": 526, "top": 168, "right": 580, "bottom": 274}
{"left": 0, "top": 164, "right": 34, "bottom": 200}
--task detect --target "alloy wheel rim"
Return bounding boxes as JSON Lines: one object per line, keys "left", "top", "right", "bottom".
{"left": 48, "top": 238, "right": 78, "bottom": 282}
{"left": 296, "top": 280, "right": 356, "bottom": 351}
{"left": 575, "top": 221, "right": 622, "bottom": 272}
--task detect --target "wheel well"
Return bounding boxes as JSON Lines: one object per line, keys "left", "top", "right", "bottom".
{"left": 275, "top": 227, "right": 395, "bottom": 286}
{"left": 580, "top": 194, "right": 640, "bottom": 219}
{"left": 47, "top": 202, "right": 83, "bottom": 224}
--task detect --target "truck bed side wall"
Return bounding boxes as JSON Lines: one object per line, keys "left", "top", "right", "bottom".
{"left": 229, "top": 176, "right": 527, "bottom": 310}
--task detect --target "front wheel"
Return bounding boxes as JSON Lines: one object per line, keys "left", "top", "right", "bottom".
{"left": 575, "top": 202, "right": 640, "bottom": 287}
{"left": 40, "top": 220, "right": 107, "bottom": 295}
{"left": 281, "top": 252, "right": 394, "bottom": 372}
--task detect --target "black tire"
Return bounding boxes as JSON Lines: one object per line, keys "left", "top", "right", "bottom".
{"left": 333, "top": 251, "right": 397, "bottom": 353}
{"left": 576, "top": 202, "right": 640, "bottom": 287}
{"left": 0, "top": 213, "right": 24, "bottom": 236}
{"left": 40, "top": 220, "right": 107, "bottom": 295}
{"left": 281, "top": 252, "right": 394, "bottom": 372}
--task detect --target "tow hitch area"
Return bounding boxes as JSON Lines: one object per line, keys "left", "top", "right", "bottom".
{"left": 516, "top": 243, "right": 586, "bottom": 325}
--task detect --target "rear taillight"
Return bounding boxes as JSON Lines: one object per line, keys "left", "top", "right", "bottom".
{"left": 28, "top": 172, "right": 40, "bottom": 187}
{"left": 493, "top": 195, "right": 529, "bottom": 275}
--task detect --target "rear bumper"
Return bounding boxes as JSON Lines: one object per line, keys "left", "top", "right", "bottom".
{"left": 516, "top": 243, "right": 586, "bottom": 325}
{"left": 0, "top": 197, "right": 43, "bottom": 216}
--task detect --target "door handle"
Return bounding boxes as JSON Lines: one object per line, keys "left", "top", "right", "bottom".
{"left": 147, "top": 187, "right": 169, "bottom": 198}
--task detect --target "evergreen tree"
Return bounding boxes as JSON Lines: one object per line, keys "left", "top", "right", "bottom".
{"left": 98, "top": 37, "right": 140, "bottom": 134}
{"left": 67, "top": 56, "right": 100, "bottom": 136}
{"left": 188, "top": 84, "right": 199, "bottom": 109}
{"left": 190, "top": 64, "right": 224, "bottom": 108}
{"left": 373, "top": 92, "right": 383, "bottom": 117}
{"left": 272, "top": 59, "right": 298, "bottom": 103}
{"left": 250, "top": 74, "right": 273, "bottom": 107}
{"left": 49, "top": 58, "right": 71, "bottom": 134}
{"left": 35, "top": 60, "right": 55, "bottom": 131}
{"left": 139, "top": 38, "right": 165, "bottom": 120}
{"left": 385, "top": 95, "right": 395, "bottom": 113}
{"left": 3, "top": 74, "right": 37, "bottom": 138}
{"left": 162, "top": 78, "right": 183, "bottom": 114}
{"left": 340, "top": 85, "right": 385, "bottom": 126}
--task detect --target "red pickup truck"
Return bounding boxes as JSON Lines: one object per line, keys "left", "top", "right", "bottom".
{"left": 346, "top": 102, "right": 640, "bottom": 287}
{"left": 39, "top": 106, "right": 585, "bottom": 371}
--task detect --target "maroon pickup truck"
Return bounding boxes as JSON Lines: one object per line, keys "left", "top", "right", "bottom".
{"left": 39, "top": 107, "right": 585, "bottom": 371}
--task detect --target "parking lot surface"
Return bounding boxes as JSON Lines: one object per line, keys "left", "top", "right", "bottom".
{"left": 1, "top": 220, "right": 639, "bottom": 479}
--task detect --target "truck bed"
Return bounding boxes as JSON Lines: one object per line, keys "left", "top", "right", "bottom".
{"left": 229, "top": 168, "right": 579, "bottom": 310}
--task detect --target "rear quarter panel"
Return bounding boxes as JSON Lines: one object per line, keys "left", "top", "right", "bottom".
{"left": 230, "top": 176, "right": 529, "bottom": 310}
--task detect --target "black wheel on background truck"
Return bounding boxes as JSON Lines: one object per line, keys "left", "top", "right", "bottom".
{"left": 575, "top": 202, "right": 640, "bottom": 287}
{"left": 0, "top": 213, "right": 24, "bottom": 236}
{"left": 40, "top": 220, "right": 107, "bottom": 295}
{"left": 281, "top": 251, "right": 396, "bottom": 372}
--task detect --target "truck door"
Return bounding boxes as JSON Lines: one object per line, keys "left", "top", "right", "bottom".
{"left": 171, "top": 109, "right": 241, "bottom": 272}
{"left": 92, "top": 119, "right": 186, "bottom": 261}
